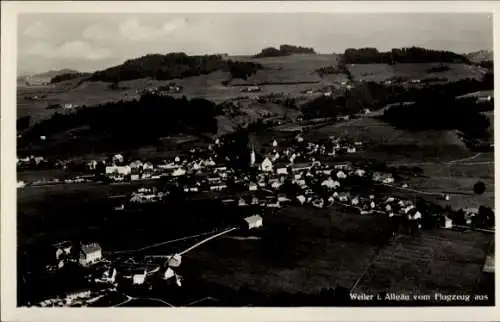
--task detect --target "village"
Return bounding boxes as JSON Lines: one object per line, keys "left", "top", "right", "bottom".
{"left": 20, "top": 129, "right": 494, "bottom": 307}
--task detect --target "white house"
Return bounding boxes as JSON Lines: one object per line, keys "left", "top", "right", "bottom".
{"left": 133, "top": 269, "right": 147, "bottom": 285}
{"left": 143, "top": 162, "right": 154, "bottom": 171}
{"left": 383, "top": 177, "right": 395, "bottom": 184}
{"left": 443, "top": 215, "right": 453, "bottom": 229}
{"left": 355, "top": 169, "right": 366, "bottom": 177}
{"left": 164, "top": 267, "right": 175, "bottom": 280}
{"left": 272, "top": 139, "right": 278, "bottom": 147}
{"left": 172, "top": 168, "right": 186, "bottom": 177}
{"left": 260, "top": 157, "right": 273, "bottom": 172}
{"left": 321, "top": 178, "right": 340, "bottom": 189}
{"left": 312, "top": 198, "right": 324, "bottom": 208}
{"left": 336, "top": 170, "right": 347, "bottom": 179}
{"left": 347, "top": 146, "right": 357, "bottom": 153}
{"left": 277, "top": 167, "right": 288, "bottom": 175}
{"left": 105, "top": 165, "right": 131, "bottom": 177}
{"left": 112, "top": 154, "right": 124, "bottom": 164}
{"left": 249, "top": 182, "right": 258, "bottom": 191}
{"left": 79, "top": 243, "right": 102, "bottom": 267}
{"left": 129, "top": 160, "right": 143, "bottom": 170}
{"left": 244, "top": 215, "right": 263, "bottom": 229}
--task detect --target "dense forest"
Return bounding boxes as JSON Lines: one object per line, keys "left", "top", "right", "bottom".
{"left": 253, "top": 44, "right": 316, "bottom": 58}
{"left": 301, "top": 82, "right": 391, "bottom": 119}
{"left": 87, "top": 53, "right": 262, "bottom": 83}
{"left": 18, "top": 94, "right": 220, "bottom": 156}
{"left": 379, "top": 95, "right": 491, "bottom": 139}
{"left": 342, "top": 47, "right": 470, "bottom": 64}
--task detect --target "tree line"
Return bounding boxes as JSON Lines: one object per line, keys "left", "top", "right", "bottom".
{"left": 342, "top": 47, "right": 470, "bottom": 64}
{"left": 50, "top": 72, "right": 91, "bottom": 84}
{"left": 253, "top": 44, "right": 316, "bottom": 58}
{"left": 87, "top": 53, "right": 262, "bottom": 83}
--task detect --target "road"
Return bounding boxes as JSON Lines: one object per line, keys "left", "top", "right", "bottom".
{"left": 105, "top": 229, "right": 223, "bottom": 255}
{"left": 178, "top": 227, "right": 238, "bottom": 256}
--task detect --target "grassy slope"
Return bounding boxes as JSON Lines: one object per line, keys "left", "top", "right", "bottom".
{"left": 356, "top": 229, "right": 491, "bottom": 294}
{"left": 347, "top": 63, "right": 488, "bottom": 83}
{"left": 183, "top": 206, "right": 391, "bottom": 294}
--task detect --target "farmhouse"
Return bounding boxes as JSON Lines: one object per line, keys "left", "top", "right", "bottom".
{"left": 133, "top": 269, "right": 147, "bottom": 285}
{"left": 164, "top": 267, "right": 175, "bottom": 280}
{"left": 79, "top": 243, "right": 102, "bottom": 267}
{"left": 442, "top": 215, "right": 453, "bottom": 229}
{"left": 172, "top": 168, "right": 186, "bottom": 177}
{"left": 243, "top": 215, "right": 263, "bottom": 229}
{"left": 105, "top": 165, "right": 131, "bottom": 180}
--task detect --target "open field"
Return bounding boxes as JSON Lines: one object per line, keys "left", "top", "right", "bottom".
{"left": 314, "top": 117, "right": 470, "bottom": 163}
{"left": 17, "top": 55, "right": 343, "bottom": 123}
{"left": 355, "top": 229, "right": 492, "bottom": 295}
{"left": 230, "top": 54, "right": 345, "bottom": 85}
{"left": 181, "top": 206, "right": 392, "bottom": 294}
{"left": 347, "top": 63, "right": 488, "bottom": 83}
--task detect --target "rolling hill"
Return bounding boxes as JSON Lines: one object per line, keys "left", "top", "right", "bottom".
{"left": 466, "top": 50, "right": 493, "bottom": 64}
{"left": 18, "top": 69, "right": 80, "bottom": 86}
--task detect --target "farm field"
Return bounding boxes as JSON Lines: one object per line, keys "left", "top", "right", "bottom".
{"left": 354, "top": 229, "right": 492, "bottom": 296}
{"left": 17, "top": 55, "right": 343, "bottom": 123}
{"left": 182, "top": 206, "right": 393, "bottom": 294}
{"left": 314, "top": 117, "right": 470, "bottom": 163}
{"left": 230, "top": 54, "right": 344, "bottom": 85}
{"left": 347, "top": 63, "right": 488, "bottom": 83}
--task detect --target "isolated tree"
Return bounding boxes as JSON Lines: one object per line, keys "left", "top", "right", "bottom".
{"left": 473, "top": 181, "right": 486, "bottom": 195}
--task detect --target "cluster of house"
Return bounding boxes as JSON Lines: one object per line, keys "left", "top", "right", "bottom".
{"left": 36, "top": 237, "right": 186, "bottom": 307}
{"left": 17, "top": 155, "right": 46, "bottom": 167}
{"left": 137, "top": 83, "right": 183, "bottom": 96}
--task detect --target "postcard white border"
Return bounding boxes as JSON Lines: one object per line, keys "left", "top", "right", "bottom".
{"left": 2, "top": 1, "right": 500, "bottom": 322}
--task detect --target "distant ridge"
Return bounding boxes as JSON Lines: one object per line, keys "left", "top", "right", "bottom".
{"left": 341, "top": 47, "right": 470, "bottom": 64}
{"left": 253, "top": 44, "right": 316, "bottom": 58}
{"left": 466, "top": 50, "right": 493, "bottom": 64}
{"left": 86, "top": 52, "right": 262, "bottom": 83}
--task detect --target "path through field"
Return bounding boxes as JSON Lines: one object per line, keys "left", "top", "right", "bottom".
{"left": 105, "top": 229, "right": 222, "bottom": 255}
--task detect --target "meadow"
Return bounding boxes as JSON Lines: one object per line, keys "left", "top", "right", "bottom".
{"left": 347, "top": 63, "right": 488, "bottom": 83}
{"left": 182, "top": 206, "right": 392, "bottom": 294}
{"left": 355, "top": 229, "right": 492, "bottom": 296}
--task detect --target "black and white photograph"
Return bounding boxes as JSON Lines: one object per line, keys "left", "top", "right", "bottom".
{"left": 1, "top": 1, "right": 498, "bottom": 321}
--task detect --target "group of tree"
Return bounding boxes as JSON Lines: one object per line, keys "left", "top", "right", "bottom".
{"left": 426, "top": 64, "right": 451, "bottom": 73}
{"left": 87, "top": 53, "right": 262, "bottom": 83}
{"left": 379, "top": 90, "right": 491, "bottom": 140}
{"left": 342, "top": 47, "right": 470, "bottom": 65}
{"left": 18, "top": 94, "right": 220, "bottom": 156}
{"left": 315, "top": 62, "right": 352, "bottom": 80}
{"left": 225, "top": 60, "right": 264, "bottom": 80}
{"left": 50, "top": 72, "right": 91, "bottom": 84}
{"left": 300, "top": 81, "right": 390, "bottom": 119}
{"left": 253, "top": 44, "right": 316, "bottom": 58}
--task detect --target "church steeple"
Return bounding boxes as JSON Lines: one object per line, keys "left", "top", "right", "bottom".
{"left": 250, "top": 140, "right": 256, "bottom": 167}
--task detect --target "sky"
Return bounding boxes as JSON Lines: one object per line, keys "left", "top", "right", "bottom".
{"left": 18, "top": 13, "right": 493, "bottom": 75}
